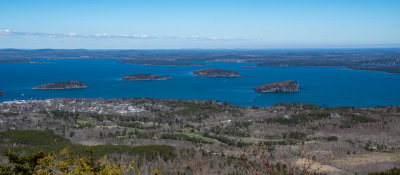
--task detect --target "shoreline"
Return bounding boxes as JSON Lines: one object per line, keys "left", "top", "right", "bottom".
{"left": 0, "top": 97, "right": 399, "bottom": 108}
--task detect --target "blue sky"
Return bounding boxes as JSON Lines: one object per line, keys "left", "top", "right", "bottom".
{"left": 0, "top": 0, "right": 399, "bottom": 49}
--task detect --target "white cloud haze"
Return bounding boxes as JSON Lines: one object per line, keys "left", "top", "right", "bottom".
{"left": 0, "top": 29, "right": 245, "bottom": 41}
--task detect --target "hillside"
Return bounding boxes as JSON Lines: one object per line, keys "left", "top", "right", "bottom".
{"left": 0, "top": 98, "right": 400, "bottom": 174}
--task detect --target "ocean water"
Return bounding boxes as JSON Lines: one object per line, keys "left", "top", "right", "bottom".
{"left": 0, "top": 59, "right": 399, "bottom": 107}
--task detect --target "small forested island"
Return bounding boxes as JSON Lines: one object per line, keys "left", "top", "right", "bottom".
{"left": 120, "top": 59, "right": 204, "bottom": 66}
{"left": 122, "top": 74, "right": 171, "bottom": 81}
{"left": 33, "top": 81, "right": 87, "bottom": 89}
{"left": 255, "top": 80, "right": 300, "bottom": 92}
{"left": 0, "top": 91, "right": 4, "bottom": 96}
{"left": 193, "top": 69, "right": 240, "bottom": 77}
{"left": 347, "top": 66, "right": 400, "bottom": 74}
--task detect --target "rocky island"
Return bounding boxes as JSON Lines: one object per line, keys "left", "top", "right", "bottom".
{"left": 0, "top": 91, "right": 4, "bottom": 96}
{"left": 122, "top": 74, "right": 171, "bottom": 81}
{"left": 33, "top": 81, "right": 87, "bottom": 89}
{"left": 193, "top": 69, "right": 240, "bottom": 78}
{"left": 255, "top": 80, "right": 300, "bottom": 93}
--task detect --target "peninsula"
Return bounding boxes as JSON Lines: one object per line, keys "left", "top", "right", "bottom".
{"left": 120, "top": 59, "right": 203, "bottom": 66}
{"left": 347, "top": 66, "right": 400, "bottom": 74}
{"left": 33, "top": 81, "right": 87, "bottom": 90}
{"left": 193, "top": 69, "right": 240, "bottom": 78}
{"left": 122, "top": 74, "right": 171, "bottom": 81}
{"left": 255, "top": 80, "right": 300, "bottom": 93}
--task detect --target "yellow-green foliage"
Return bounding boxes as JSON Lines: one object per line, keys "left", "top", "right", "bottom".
{"left": 0, "top": 148, "right": 137, "bottom": 175}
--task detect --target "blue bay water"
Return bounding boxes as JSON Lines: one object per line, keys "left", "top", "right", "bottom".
{"left": 0, "top": 59, "right": 399, "bottom": 107}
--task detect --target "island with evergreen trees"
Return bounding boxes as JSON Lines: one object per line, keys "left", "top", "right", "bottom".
{"left": 33, "top": 81, "right": 87, "bottom": 89}
{"left": 122, "top": 74, "right": 171, "bottom": 81}
{"left": 255, "top": 80, "right": 300, "bottom": 93}
{"left": 193, "top": 69, "right": 240, "bottom": 78}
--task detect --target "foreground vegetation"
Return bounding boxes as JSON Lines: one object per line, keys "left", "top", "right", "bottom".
{"left": 1, "top": 98, "right": 400, "bottom": 174}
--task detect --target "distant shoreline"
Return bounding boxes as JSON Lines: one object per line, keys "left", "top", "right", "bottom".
{"left": 1, "top": 48, "right": 399, "bottom": 74}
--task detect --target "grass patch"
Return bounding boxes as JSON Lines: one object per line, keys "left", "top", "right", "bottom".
{"left": 97, "top": 125, "right": 144, "bottom": 132}
{"left": 203, "top": 133, "right": 250, "bottom": 147}
{"left": 77, "top": 119, "right": 96, "bottom": 125}
{"left": 160, "top": 128, "right": 224, "bottom": 144}
{"left": 119, "top": 121, "right": 160, "bottom": 130}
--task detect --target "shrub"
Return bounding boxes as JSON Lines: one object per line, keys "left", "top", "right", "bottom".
{"left": 326, "top": 136, "right": 338, "bottom": 141}
{"left": 204, "top": 134, "right": 250, "bottom": 147}
{"left": 160, "top": 133, "right": 212, "bottom": 144}
{"left": 350, "top": 114, "right": 377, "bottom": 123}
{"left": 369, "top": 167, "right": 400, "bottom": 175}
{"left": 283, "top": 132, "right": 307, "bottom": 140}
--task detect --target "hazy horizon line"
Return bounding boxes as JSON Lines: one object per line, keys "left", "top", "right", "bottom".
{"left": 1, "top": 47, "right": 399, "bottom": 51}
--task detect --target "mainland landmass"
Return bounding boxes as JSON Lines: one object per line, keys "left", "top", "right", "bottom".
{"left": 255, "top": 80, "right": 300, "bottom": 93}
{"left": 0, "top": 59, "right": 30, "bottom": 63}
{"left": 119, "top": 59, "right": 203, "bottom": 66}
{"left": 33, "top": 81, "right": 87, "bottom": 89}
{"left": 347, "top": 66, "right": 400, "bottom": 74}
{"left": 0, "top": 98, "right": 400, "bottom": 174}
{"left": 193, "top": 69, "right": 240, "bottom": 77}
{"left": 1, "top": 49, "right": 400, "bottom": 74}
{"left": 122, "top": 74, "right": 171, "bottom": 81}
